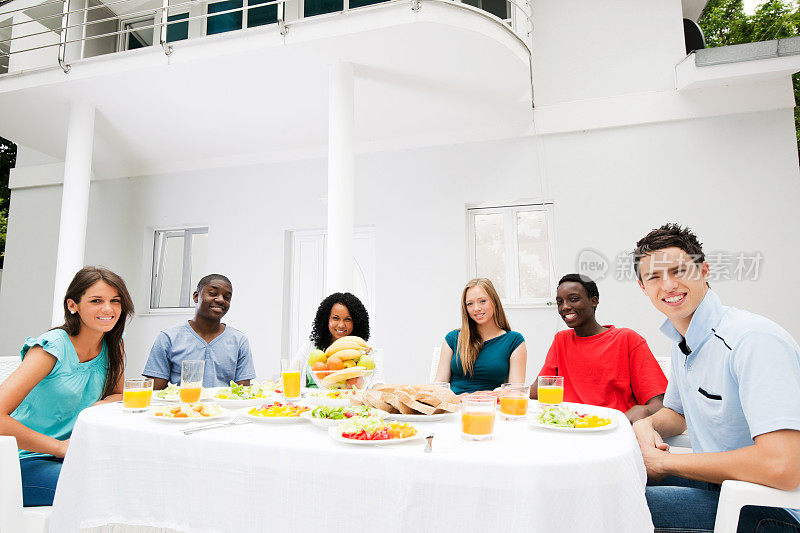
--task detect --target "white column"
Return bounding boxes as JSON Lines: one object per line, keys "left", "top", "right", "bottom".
{"left": 51, "top": 102, "right": 95, "bottom": 326}
{"left": 326, "top": 62, "right": 355, "bottom": 294}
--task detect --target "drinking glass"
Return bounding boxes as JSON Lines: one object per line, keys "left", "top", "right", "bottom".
{"left": 537, "top": 376, "right": 564, "bottom": 405}
{"left": 461, "top": 395, "right": 496, "bottom": 441}
{"left": 123, "top": 378, "right": 153, "bottom": 412}
{"left": 431, "top": 382, "right": 451, "bottom": 390}
{"left": 281, "top": 358, "right": 302, "bottom": 400}
{"left": 180, "top": 360, "right": 204, "bottom": 403}
{"left": 499, "top": 383, "right": 529, "bottom": 419}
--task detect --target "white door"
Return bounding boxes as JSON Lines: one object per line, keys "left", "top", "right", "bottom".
{"left": 287, "top": 228, "right": 375, "bottom": 358}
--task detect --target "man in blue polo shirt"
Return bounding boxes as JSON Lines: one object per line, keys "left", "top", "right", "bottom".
{"left": 143, "top": 274, "right": 256, "bottom": 388}
{"left": 631, "top": 224, "right": 800, "bottom": 532}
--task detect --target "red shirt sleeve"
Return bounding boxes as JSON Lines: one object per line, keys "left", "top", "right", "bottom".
{"left": 628, "top": 332, "right": 668, "bottom": 404}
{"left": 538, "top": 336, "right": 560, "bottom": 377}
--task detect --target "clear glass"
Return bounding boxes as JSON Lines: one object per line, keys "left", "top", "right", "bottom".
{"left": 537, "top": 376, "right": 564, "bottom": 406}
{"left": 431, "top": 382, "right": 451, "bottom": 390}
{"left": 461, "top": 396, "right": 496, "bottom": 441}
{"left": 499, "top": 383, "right": 529, "bottom": 419}
{"left": 474, "top": 213, "right": 506, "bottom": 298}
{"left": 123, "top": 378, "right": 153, "bottom": 412}
{"left": 517, "top": 210, "right": 551, "bottom": 299}
{"left": 281, "top": 358, "right": 302, "bottom": 400}
{"left": 158, "top": 233, "right": 185, "bottom": 308}
{"left": 180, "top": 360, "right": 204, "bottom": 403}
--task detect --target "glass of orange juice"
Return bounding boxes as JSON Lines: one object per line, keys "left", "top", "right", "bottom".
{"left": 499, "top": 383, "right": 529, "bottom": 419}
{"left": 123, "top": 378, "right": 153, "bottom": 412}
{"left": 537, "top": 376, "right": 564, "bottom": 406}
{"left": 281, "top": 358, "right": 302, "bottom": 400}
{"left": 180, "top": 360, "right": 204, "bottom": 403}
{"left": 461, "top": 395, "right": 496, "bottom": 441}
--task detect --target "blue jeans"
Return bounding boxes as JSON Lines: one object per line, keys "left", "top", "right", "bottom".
{"left": 19, "top": 456, "right": 63, "bottom": 507}
{"left": 647, "top": 476, "right": 800, "bottom": 533}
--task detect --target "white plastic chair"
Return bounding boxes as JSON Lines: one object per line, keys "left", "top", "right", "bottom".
{"left": 0, "top": 436, "right": 52, "bottom": 533}
{"left": 0, "top": 356, "right": 21, "bottom": 385}
{"left": 429, "top": 347, "right": 441, "bottom": 382}
{"left": 713, "top": 479, "right": 800, "bottom": 533}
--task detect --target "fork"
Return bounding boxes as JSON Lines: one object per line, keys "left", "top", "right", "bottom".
{"left": 182, "top": 417, "right": 251, "bottom": 435}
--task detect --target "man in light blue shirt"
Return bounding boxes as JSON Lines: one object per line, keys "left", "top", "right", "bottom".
{"left": 631, "top": 224, "right": 800, "bottom": 533}
{"left": 143, "top": 274, "right": 256, "bottom": 388}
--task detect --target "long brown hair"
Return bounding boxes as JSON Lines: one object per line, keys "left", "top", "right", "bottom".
{"left": 57, "top": 266, "right": 134, "bottom": 399}
{"left": 457, "top": 278, "right": 510, "bottom": 377}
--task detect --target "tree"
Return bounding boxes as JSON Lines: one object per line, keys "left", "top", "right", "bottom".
{"left": 0, "top": 136, "right": 16, "bottom": 268}
{"left": 699, "top": 0, "right": 800, "bottom": 155}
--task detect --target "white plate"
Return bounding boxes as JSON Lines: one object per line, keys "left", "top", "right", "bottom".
{"left": 527, "top": 416, "right": 618, "bottom": 432}
{"left": 152, "top": 388, "right": 218, "bottom": 403}
{"left": 304, "top": 396, "right": 359, "bottom": 408}
{"left": 149, "top": 406, "right": 230, "bottom": 422}
{"left": 236, "top": 406, "right": 309, "bottom": 424}
{"left": 382, "top": 411, "right": 458, "bottom": 422}
{"left": 328, "top": 426, "right": 426, "bottom": 445}
{"left": 210, "top": 394, "right": 278, "bottom": 408}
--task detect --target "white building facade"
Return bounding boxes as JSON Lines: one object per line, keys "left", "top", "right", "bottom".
{"left": 0, "top": 0, "right": 798, "bottom": 383}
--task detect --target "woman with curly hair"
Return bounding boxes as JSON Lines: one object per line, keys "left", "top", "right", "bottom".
{"left": 291, "top": 292, "right": 385, "bottom": 387}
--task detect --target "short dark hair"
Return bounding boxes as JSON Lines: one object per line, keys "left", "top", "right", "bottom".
{"left": 310, "top": 292, "right": 370, "bottom": 350}
{"left": 558, "top": 273, "right": 599, "bottom": 300}
{"left": 196, "top": 274, "right": 232, "bottom": 292}
{"left": 633, "top": 223, "right": 705, "bottom": 280}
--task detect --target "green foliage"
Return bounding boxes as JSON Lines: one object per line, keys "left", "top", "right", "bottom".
{"left": 0, "top": 136, "right": 16, "bottom": 269}
{"left": 699, "top": 0, "right": 800, "bottom": 156}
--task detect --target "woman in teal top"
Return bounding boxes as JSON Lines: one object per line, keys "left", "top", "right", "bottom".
{"left": 434, "top": 278, "right": 527, "bottom": 394}
{"left": 0, "top": 266, "right": 134, "bottom": 506}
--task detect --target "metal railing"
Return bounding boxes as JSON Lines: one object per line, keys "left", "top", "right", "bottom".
{"left": 0, "top": 0, "right": 532, "bottom": 75}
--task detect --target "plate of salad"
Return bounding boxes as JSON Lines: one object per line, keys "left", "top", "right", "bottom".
{"left": 212, "top": 381, "right": 281, "bottom": 407}
{"left": 301, "top": 405, "right": 387, "bottom": 429}
{"left": 238, "top": 401, "right": 310, "bottom": 423}
{"left": 328, "top": 418, "right": 423, "bottom": 445}
{"left": 529, "top": 405, "right": 617, "bottom": 432}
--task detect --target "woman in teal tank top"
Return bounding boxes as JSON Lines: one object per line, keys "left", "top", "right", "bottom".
{"left": 0, "top": 267, "right": 134, "bottom": 506}
{"left": 433, "top": 278, "right": 527, "bottom": 394}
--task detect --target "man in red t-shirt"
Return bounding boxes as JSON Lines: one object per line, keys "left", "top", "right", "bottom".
{"left": 531, "top": 274, "right": 667, "bottom": 423}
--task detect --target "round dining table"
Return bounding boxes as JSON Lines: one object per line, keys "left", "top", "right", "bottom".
{"left": 49, "top": 400, "right": 654, "bottom": 532}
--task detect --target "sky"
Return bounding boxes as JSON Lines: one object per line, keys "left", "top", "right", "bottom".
{"left": 743, "top": 0, "right": 761, "bottom": 14}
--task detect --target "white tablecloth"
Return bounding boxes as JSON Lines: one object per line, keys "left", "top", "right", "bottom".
{"left": 49, "top": 402, "right": 654, "bottom": 533}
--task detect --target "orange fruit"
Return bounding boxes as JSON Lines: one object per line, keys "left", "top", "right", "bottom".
{"left": 312, "top": 362, "right": 326, "bottom": 372}
{"left": 346, "top": 377, "right": 361, "bottom": 387}
{"left": 327, "top": 356, "right": 344, "bottom": 371}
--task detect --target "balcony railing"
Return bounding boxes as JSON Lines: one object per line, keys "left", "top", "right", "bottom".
{"left": 0, "top": 0, "right": 532, "bottom": 75}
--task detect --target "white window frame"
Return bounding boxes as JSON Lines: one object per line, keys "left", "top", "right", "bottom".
{"left": 466, "top": 201, "right": 556, "bottom": 308}
{"left": 117, "top": 14, "right": 157, "bottom": 51}
{"left": 150, "top": 226, "right": 209, "bottom": 309}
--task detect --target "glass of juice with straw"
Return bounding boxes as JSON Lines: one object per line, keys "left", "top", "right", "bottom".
{"left": 499, "top": 383, "right": 529, "bottom": 419}
{"left": 281, "top": 358, "right": 302, "bottom": 400}
{"left": 537, "top": 376, "right": 564, "bottom": 405}
{"left": 461, "top": 395, "right": 496, "bottom": 441}
{"left": 123, "top": 378, "right": 153, "bottom": 412}
{"left": 180, "top": 360, "right": 204, "bottom": 403}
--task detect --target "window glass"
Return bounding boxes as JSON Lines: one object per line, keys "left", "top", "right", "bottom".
{"left": 125, "top": 19, "right": 154, "bottom": 49}
{"left": 304, "top": 0, "right": 343, "bottom": 18}
{"left": 167, "top": 12, "right": 189, "bottom": 42}
{"left": 207, "top": 0, "right": 243, "bottom": 35}
{"left": 152, "top": 228, "right": 208, "bottom": 308}
{"left": 248, "top": 0, "right": 277, "bottom": 27}
{"left": 157, "top": 234, "right": 185, "bottom": 307}
{"left": 189, "top": 232, "right": 208, "bottom": 298}
{"left": 349, "top": 0, "right": 388, "bottom": 8}
{"left": 474, "top": 213, "right": 507, "bottom": 298}
{"left": 516, "top": 210, "right": 551, "bottom": 299}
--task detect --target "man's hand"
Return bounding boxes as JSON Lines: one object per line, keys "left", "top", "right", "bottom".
{"left": 625, "top": 405, "right": 650, "bottom": 424}
{"left": 633, "top": 418, "right": 670, "bottom": 452}
{"left": 640, "top": 442, "right": 671, "bottom": 482}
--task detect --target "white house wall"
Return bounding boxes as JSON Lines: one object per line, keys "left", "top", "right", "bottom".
{"left": 2, "top": 106, "right": 799, "bottom": 385}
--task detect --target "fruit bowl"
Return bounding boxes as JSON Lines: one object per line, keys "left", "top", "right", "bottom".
{"left": 308, "top": 366, "right": 374, "bottom": 390}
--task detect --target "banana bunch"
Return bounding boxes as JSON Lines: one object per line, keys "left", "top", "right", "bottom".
{"left": 325, "top": 336, "right": 370, "bottom": 361}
